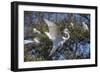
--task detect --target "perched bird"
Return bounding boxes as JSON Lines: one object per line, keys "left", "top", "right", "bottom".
{"left": 70, "top": 22, "right": 74, "bottom": 27}
{"left": 24, "top": 37, "right": 40, "bottom": 44}
{"left": 33, "top": 37, "right": 40, "bottom": 44}
{"left": 33, "top": 28, "right": 41, "bottom": 34}
{"left": 24, "top": 40, "right": 34, "bottom": 44}
{"left": 82, "top": 22, "right": 89, "bottom": 30}
{"left": 44, "top": 19, "right": 70, "bottom": 56}
{"left": 62, "top": 28, "right": 70, "bottom": 42}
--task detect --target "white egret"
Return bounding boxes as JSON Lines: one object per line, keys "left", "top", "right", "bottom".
{"left": 82, "top": 22, "right": 89, "bottom": 30}
{"left": 24, "top": 40, "right": 34, "bottom": 44}
{"left": 44, "top": 19, "right": 70, "bottom": 56}
{"left": 33, "top": 28, "right": 41, "bottom": 34}
{"left": 24, "top": 37, "right": 40, "bottom": 44}
{"left": 33, "top": 37, "right": 40, "bottom": 44}
{"left": 70, "top": 22, "right": 74, "bottom": 27}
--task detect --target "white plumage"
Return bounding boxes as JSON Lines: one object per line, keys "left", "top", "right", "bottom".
{"left": 33, "top": 28, "right": 41, "bottom": 34}
{"left": 44, "top": 19, "right": 70, "bottom": 56}
{"left": 33, "top": 38, "right": 40, "bottom": 44}
{"left": 24, "top": 37, "right": 40, "bottom": 44}
{"left": 82, "top": 22, "right": 89, "bottom": 30}
{"left": 24, "top": 40, "right": 34, "bottom": 44}
{"left": 70, "top": 22, "right": 74, "bottom": 27}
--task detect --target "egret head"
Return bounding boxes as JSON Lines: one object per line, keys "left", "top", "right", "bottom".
{"left": 33, "top": 28, "right": 36, "bottom": 31}
{"left": 64, "top": 28, "right": 69, "bottom": 34}
{"left": 63, "top": 28, "right": 70, "bottom": 40}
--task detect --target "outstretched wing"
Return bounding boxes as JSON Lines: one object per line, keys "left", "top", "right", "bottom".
{"left": 44, "top": 19, "right": 63, "bottom": 56}
{"left": 44, "top": 19, "right": 61, "bottom": 40}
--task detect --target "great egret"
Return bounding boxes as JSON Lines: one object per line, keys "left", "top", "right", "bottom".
{"left": 24, "top": 37, "right": 40, "bottom": 44}
{"left": 34, "top": 37, "right": 40, "bottom": 44}
{"left": 24, "top": 40, "right": 34, "bottom": 44}
{"left": 33, "top": 28, "right": 41, "bottom": 34}
{"left": 70, "top": 22, "right": 74, "bottom": 27}
{"left": 44, "top": 19, "right": 70, "bottom": 56}
{"left": 82, "top": 22, "right": 89, "bottom": 30}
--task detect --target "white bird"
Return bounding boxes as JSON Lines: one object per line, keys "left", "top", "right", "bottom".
{"left": 44, "top": 19, "right": 70, "bottom": 56}
{"left": 82, "top": 22, "right": 89, "bottom": 30}
{"left": 62, "top": 28, "right": 70, "bottom": 40}
{"left": 24, "top": 40, "right": 34, "bottom": 44}
{"left": 33, "top": 28, "right": 41, "bottom": 34}
{"left": 34, "top": 37, "right": 40, "bottom": 44}
{"left": 24, "top": 37, "right": 40, "bottom": 44}
{"left": 70, "top": 22, "right": 74, "bottom": 27}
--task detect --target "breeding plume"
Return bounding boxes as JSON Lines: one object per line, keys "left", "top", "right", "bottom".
{"left": 44, "top": 19, "right": 70, "bottom": 56}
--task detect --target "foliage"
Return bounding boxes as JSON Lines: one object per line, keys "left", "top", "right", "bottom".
{"left": 24, "top": 11, "right": 90, "bottom": 61}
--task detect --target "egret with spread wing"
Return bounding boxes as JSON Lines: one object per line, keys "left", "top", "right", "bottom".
{"left": 44, "top": 19, "right": 70, "bottom": 56}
